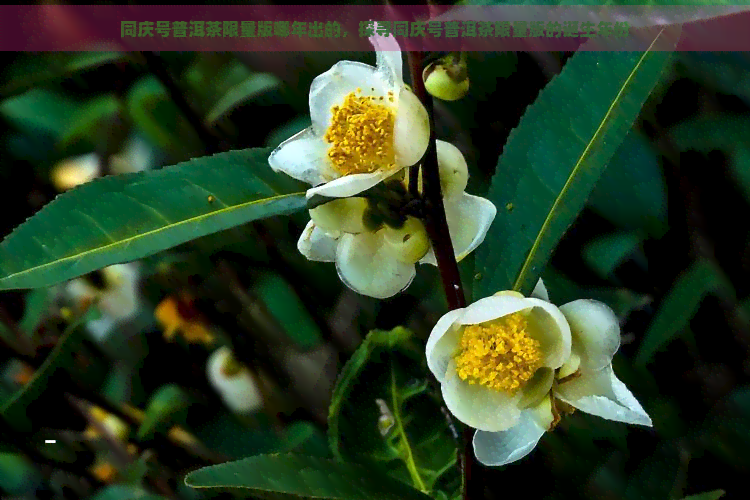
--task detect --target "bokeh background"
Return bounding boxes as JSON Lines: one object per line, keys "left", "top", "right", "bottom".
{"left": 0, "top": 21, "right": 749, "bottom": 500}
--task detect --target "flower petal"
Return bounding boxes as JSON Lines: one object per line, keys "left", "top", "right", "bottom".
{"left": 436, "top": 140, "right": 469, "bottom": 200}
{"left": 335, "top": 232, "right": 416, "bottom": 299}
{"left": 268, "top": 127, "right": 336, "bottom": 187}
{"left": 369, "top": 23, "right": 404, "bottom": 87}
{"left": 306, "top": 168, "right": 401, "bottom": 199}
{"left": 559, "top": 299, "right": 621, "bottom": 371}
{"left": 472, "top": 408, "right": 547, "bottom": 466}
{"left": 444, "top": 193, "right": 496, "bottom": 262}
{"left": 425, "top": 308, "right": 466, "bottom": 383}
{"left": 298, "top": 221, "right": 338, "bottom": 263}
{"left": 458, "top": 295, "right": 532, "bottom": 325}
{"left": 555, "top": 364, "right": 653, "bottom": 426}
{"left": 309, "top": 61, "right": 388, "bottom": 136}
{"left": 523, "top": 298, "right": 572, "bottom": 369}
{"left": 393, "top": 89, "right": 430, "bottom": 167}
{"left": 531, "top": 279, "right": 549, "bottom": 301}
{"left": 442, "top": 359, "right": 522, "bottom": 432}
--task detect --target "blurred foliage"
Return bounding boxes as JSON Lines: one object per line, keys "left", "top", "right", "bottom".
{"left": 0, "top": 9, "right": 748, "bottom": 500}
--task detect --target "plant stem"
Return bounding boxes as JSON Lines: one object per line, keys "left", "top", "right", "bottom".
{"left": 406, "top": 50, "right": 474, "bottom": 500}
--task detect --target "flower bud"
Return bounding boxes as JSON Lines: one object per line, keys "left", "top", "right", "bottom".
{"left": 381, "top": 216, "right": 430, "bottom": 264}
{"left": 309, "top": 197, "right": 368, "bottom": 234}
{"left": 207, "top": 347, "right": 264, "bottom": 415}
{"left": 423, "top": 53, "right": 469, "bottom": 102}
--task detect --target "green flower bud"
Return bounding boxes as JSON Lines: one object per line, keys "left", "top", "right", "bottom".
{"left": 423, "top": 53, "right": 469, "bottom": 102}
{"left": 381, "top": 216, "right": 431, "bottom": 264}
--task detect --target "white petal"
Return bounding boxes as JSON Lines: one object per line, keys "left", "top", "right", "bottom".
{"left": 472, "top": 410, "right": 547, "bottom": 467}
{"left": 100, "top": 287, "right": 138, "bottom": 322}
{"left": 442, "top": 359, "right": 522, "bottom": 432}
{"left": 51, "top": 152, "right": 101, "bottom": 191}
{"left": 309, "top": 61, "right": 388, "bottom": 136}
{"left": 207, "top": 347, "right": 264, "bottom": 415}
{"left": 418, "top": 247, "right": 437, "bottom": 266}
{"left": 523, "top": 298, "right": 572, "bottom": 370}
{"left": 268, "top": 127, "right": 336, "bottom": 186}
{"left": 306, "top": 168, "right": 402, "bottom": 199}
{"left": 559, "top": 300, "right": 621, "bottom": 371}
{"left": 297, "top": 221, "right": 338, "bottom": 263}
{"left": 436, "top": 140, "right": 469, "bottom": 200}
{"left": 444, "top": 193, "right": 497, "bottom": 263}
{"left": 458, "top": 295, "right": 533, "bottom": 325}
{"left": 85, "top": 315, "right": 117, "bottom": 343}
{"left": 425, "top": 309, "right": 466, "bottom": 383}
{"left": 555, "top": 364, "right": 652, "bottom": 427}
{"left": 335, "top": 232, "right": 415, "bottom": 299}
{"left": 369, "top": 23, "right": 404, "bottom": 86}
{"left": 531, "top": 279, "right": 549, "bottom": 301}
{"left": 393, "top": 89, "right": 430, "bottom": 167}
{"left": 65, "top": 279, "right": 98, "bottom": 304}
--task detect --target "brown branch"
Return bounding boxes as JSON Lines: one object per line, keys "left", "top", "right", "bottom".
{"left": 406, "top": 50, "right": 474, "bottom": 500}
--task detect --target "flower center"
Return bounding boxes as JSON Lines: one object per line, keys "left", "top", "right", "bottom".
{"left": 324, "top": 89, "right": 396, "bottom": 176}
{"left": 453, "top": 312, "right": 542, "bottom": 394}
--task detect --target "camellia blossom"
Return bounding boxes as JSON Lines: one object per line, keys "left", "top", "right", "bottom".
{"left": 426, "top": 280, "right": 652, "bottom": 467}
{"left": 297, "top": 140, "right": 496, "bottom": 299}
{"left": 155, "top": 294, "right": 215, "bottom": 346}
{"left": 268, "top": 24, "right": 430, "bottom": 199}
{"left": 207, "top": 347, "right": 264, "bottom": 415}
{"left": 64, "top": 263, "right": 141, "bottom": 342}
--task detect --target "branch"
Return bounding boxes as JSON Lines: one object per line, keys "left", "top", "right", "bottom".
{"left": 406, "top": 50, "right": 474, "bottom": 500}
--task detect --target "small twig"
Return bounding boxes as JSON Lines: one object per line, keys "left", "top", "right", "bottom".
{"left": 406, "top": 50, "right": 473, "bottom": 500}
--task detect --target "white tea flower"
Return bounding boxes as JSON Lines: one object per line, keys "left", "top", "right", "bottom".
{"left": 64, "top": 263, "right": 141, "bottom": 342}
{"left": 269, "top": 22, "right": 430, "bottom": 199}
{"left": 298, "top": 141, "right": 495, "bottom": 299}
{"left": 426, "top": 280, "right": 652, "bottom": 467}
{"left": 206, "top": 347, "right": 264, "bottom": 415}
{"left": 51, "top": 152, "right": 101, "bottom": 192}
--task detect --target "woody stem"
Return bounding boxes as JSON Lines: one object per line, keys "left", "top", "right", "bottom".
{"left": 407, "top": 50, "right": 473, "bottom": 500}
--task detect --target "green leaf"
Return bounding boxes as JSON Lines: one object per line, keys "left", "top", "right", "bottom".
{"left": 58, "top": 93, "right": 123, "bottom": 148}
{"left": 19, "top": 288, "right": 51, "bottom": 338}
{"left": 0, "top": 52, "right": 126, "bottom": 99}
{"left": 0, "top": 88, "right": 79, "bottom": 139}
{"left": 205, "top": 72, "right": 282, "bottom": 125}
{"left": 669, "top": 114, "right": 750, "bottom": 154}
{"left": 0, "top": 452, "right": 43, "bottom": 495}
{"left": 0, "top": 308, "right": 94, "bottom": 432}
{"left": 119, "top": 451, "right": 152, "bottom": 487}
{"left": 588, "top": 131, "right": 667, "bottom": 237}
{"left": 582, "top": 231, "right": 643, "bottom": 279}
{"left": 635, "top": 259, "right": 733, "bottom": 366}
{"left": 281, "top": 421, "right": 331, "bottom": 457}
{"left": 730, "top": 146, "right": 750, "bottom": 204}
{"left": 475, "top": 30, "right": 677, "bottom": 297}
{"left": 137, "top": 384, "right": 191, "bottom": 440}
{"left": 184, "top": 454, "right": 433, "bottom": 500}
{"left": 0, "top": 147, "right": 306, "bottom": 290}
{"left": 88, "top": 485, "right": 166, "bottom": 500}
{"left": 126, "top": 75, "right": 202, "bottom": 159}
{"left": 328, "top": 327, "right": 458, "bottom": 498}
{"left": 682, "top": 490, "right": 726, "bottom": 500}
{"left": 254, "top": 272, "right": 324, "bottom": 351}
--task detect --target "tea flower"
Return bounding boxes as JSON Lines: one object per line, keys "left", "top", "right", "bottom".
{"left": 64, "top": 263, "right": 141, "bottom": 342}
{"left": 207, "top": 347, "right": 264, "bottom": 415}
{"left": 298, "top": 140, "right": 496, "bottom": 299}
{"left": 155, "top": 294, "right": 215, "bottom": 346}
{"left": 426, "top": 280, "right": 652, "bottom": 467}
{"left": 268, "top": 23, "right": 430, "bottom": 199}
{"left": 51, "top": 152, "right": 100, "bottom": 191}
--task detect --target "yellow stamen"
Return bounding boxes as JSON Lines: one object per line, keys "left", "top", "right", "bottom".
{"left": 453, "top": 312, "right": 542, "bottom": 394}
{"left": 324, "top": 91, "right": 396, "bottom": 175}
